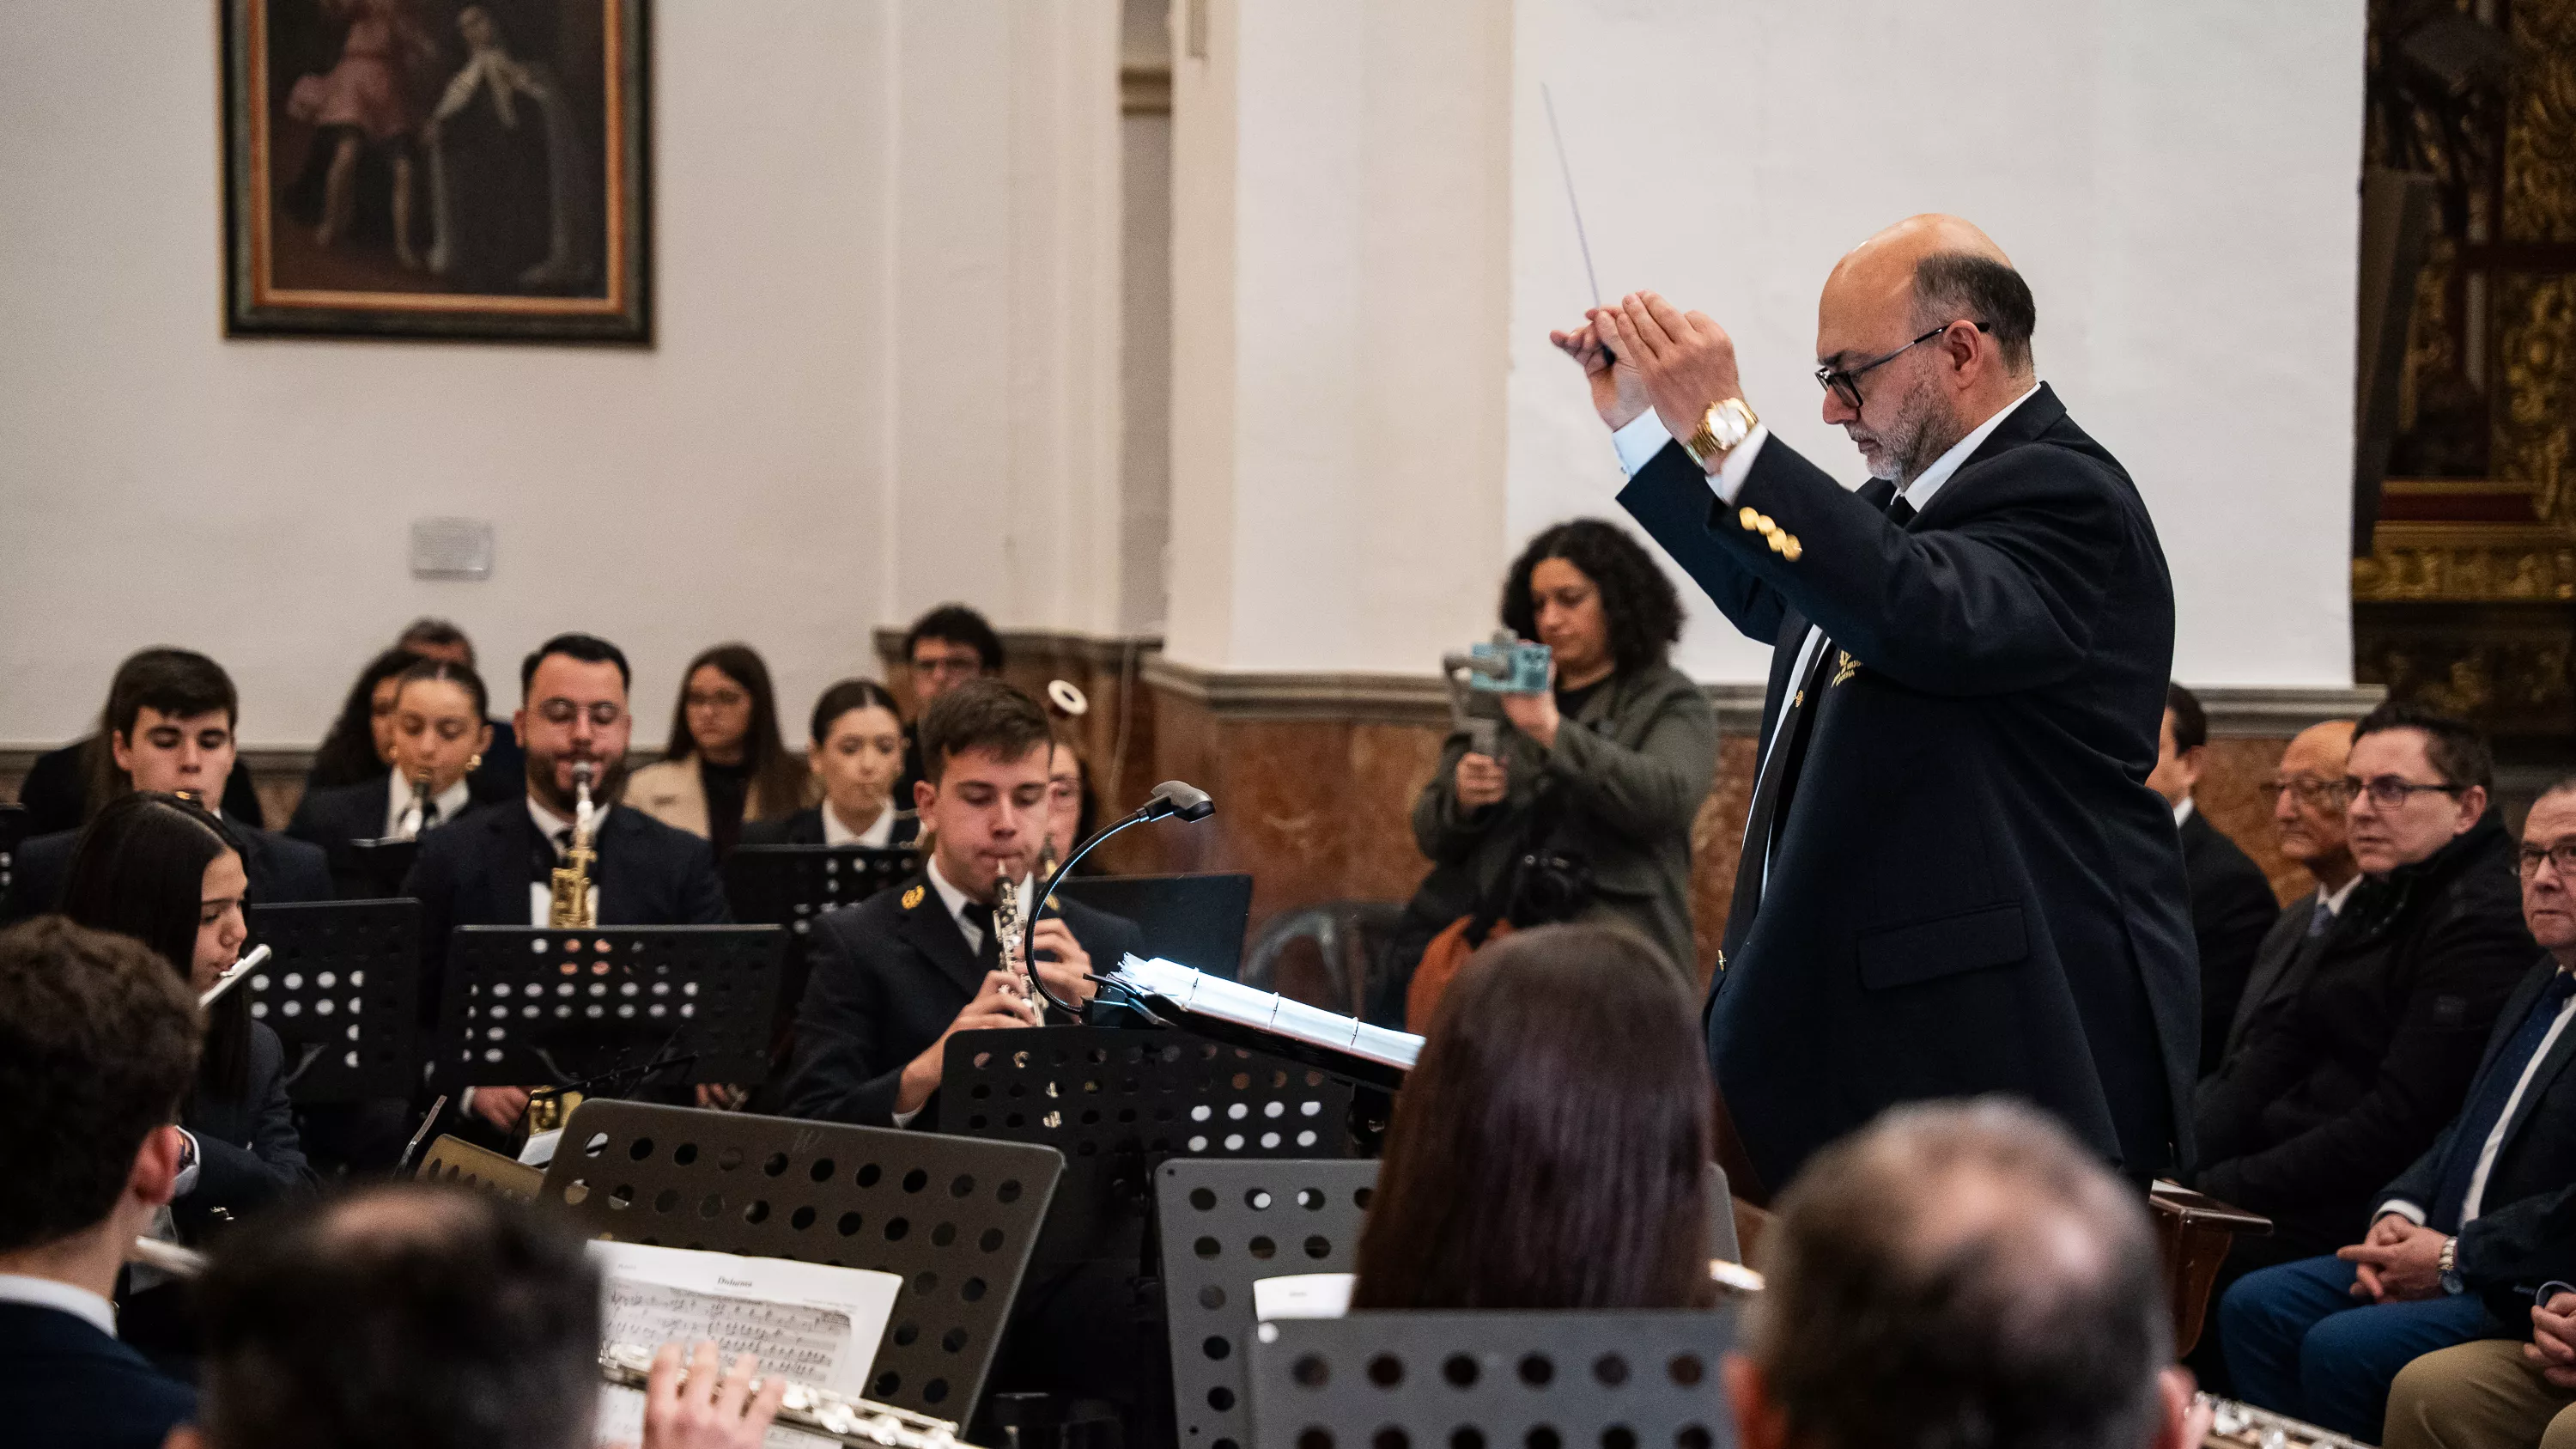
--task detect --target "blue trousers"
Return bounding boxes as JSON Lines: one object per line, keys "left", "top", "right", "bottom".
{"left": 2219, "top": 1255, "right": 2491, "bottom": 1440}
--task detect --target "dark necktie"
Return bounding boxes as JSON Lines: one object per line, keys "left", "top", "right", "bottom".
{"left": 419, "top": 799, "right": 441, "bottom": 830}
{"left": 2307, "top": 898, "right": 2333, "bottom": 937}
{"left": 1718, "top": 491, "right": 1915, "bottom": 964}
{"left": 530, "top": 828, "right": 574, "bottom": 885}
{"left": 2428, "top": 970, "right": 2576, "bottom": 1230}
{"left": 960, "top": 902, "right": 1003, "bottom": 974}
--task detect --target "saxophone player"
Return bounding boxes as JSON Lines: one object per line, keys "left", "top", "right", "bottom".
{"left": 778, "top": 679, "right": 1142, "bottom": 1132}
{"left": 400, "top": 633, "right": 730, "bottom": 1136}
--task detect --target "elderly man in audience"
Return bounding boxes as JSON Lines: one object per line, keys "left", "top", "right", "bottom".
{"left": 0, "top": 916, "right": 204, "bottom": 1449}
{"left": 2214, "top": 719, "right": 2360, "bottom": 1068}
{"left": 2148, "top": 681, "right": 2282, "bottom": 1078}
{"left": 167, "top": 1183, "right": 780, "bottom": 1449}
{"left": 1725, "top": 1098, "right": 2210, "bottom": 1449}
{"left": 5, "top": 648, "right": 328, "bottom": 922}
{"left": 400, "top": 632, "right": 729, "bottom": 1137}
{"left": 2195, "top": 704, "right": 2532, "bottom": 1275}
{"left": 2217, "top": 777, "right": 2576, "bottom": 1440}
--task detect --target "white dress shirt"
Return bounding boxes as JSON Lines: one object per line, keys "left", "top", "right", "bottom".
{"left": 2320, "top": 874, "right": 2361, "bottom": 917}
{"left": 926, "top": 856, "right": 1032, "bottom": 958}
{"left": 2382, "top": 966, "right": 2576, "bottom": 1230}
{"left": 1616, "top": 385, "right": 2044, "bottom": 879}
{"left": 2173, "top": 798, "right": 2196, "bottom": 828}
{"left": 386, "top": 770, "right": 472, "bottom": 840}
{"left": 822, "top": 801, "right": 897, "bottom": 849}
{"left": 0, "top": 1273, "right": 117, "bottom": 1337}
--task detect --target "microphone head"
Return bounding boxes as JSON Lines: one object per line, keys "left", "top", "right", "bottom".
{"left": 1151, "top": 780, "right": 1215, "bottom": 822}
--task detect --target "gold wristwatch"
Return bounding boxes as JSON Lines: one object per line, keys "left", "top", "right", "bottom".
{"left": 1681, "top": 398, "right": 1759, "bottom": 471}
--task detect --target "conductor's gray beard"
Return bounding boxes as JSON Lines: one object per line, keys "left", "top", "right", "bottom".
{"left": 1861, "top": 381, "right": 1965, "bottom": 486}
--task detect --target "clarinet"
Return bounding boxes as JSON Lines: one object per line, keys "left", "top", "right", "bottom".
{"left": 990, "top": 871, "right": 1040, "bottom": 1014}
{"left": 598, "top": 1342, "right": 982, "bottom": 1449}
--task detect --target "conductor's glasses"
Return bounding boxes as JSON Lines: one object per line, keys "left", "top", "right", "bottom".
{"left": 1817, "top": 320, "right": 1990, "bottom": 411}
{"left": 536, "top": 699, "right": 625, "bottom": 729}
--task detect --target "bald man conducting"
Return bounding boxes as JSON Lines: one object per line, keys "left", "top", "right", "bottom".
{"left": 1552, "top": 216, "right": 2196, "bottom": 1197}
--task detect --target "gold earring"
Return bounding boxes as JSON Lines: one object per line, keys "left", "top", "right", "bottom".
{"left": 466, "top": 753, "right": 483, "bottom": 770}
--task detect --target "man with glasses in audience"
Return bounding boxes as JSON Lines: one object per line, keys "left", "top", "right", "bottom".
{"left": 2211, "top": 721, "right": 2361, "bottom": 1069}
{"left": 893, "top": 603, "right": 1005, "bottom": 808}
{"left": 2222, "top": 778, "right": 2576, "bottom": 1443}
{"left": 401, "top": 633, "right": 728, "bottom": 1137}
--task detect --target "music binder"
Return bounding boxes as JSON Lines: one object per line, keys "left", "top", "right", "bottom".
{"left": 1103, "top": 957, "right": 1421, "bottom": 1093}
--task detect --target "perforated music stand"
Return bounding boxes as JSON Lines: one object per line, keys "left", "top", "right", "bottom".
{"left": 1057, "top": 874, "right": 1256, "bottom": 979}
{"left": 242, "top": 899, "right": 421, "bottom": 1101}
{"left": 435, "top": 926, "right": 785, "bottom": 1093}
{"left": 1247, "top": 1310, "right": 1741, "bottom": 1449}
{"left": 537, "top": 1099, "right": 1064, "bottom": 1420}
{"left": 942, "top": 1027, "right": 1359, "bottom": 1265}
{"left": 416, "top": 1134, "right": 545, "bottom": 1202}
{"left": 723, "top": 844, "right": 916, "bottom": 931}
{"left": 342, "top": 837, "right": 420, "bottom": 899}
{"left": 1157, "top": 1159, "right": 1380, "bottom": 1449}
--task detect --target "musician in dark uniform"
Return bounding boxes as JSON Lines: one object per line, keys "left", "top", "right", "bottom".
{"left": 781, "top": 679, "right": 1139, "bottom": 1131}
{"left": 1558, "top": 214, "right": 2196, "bottom": 1196}
{"left": 741, "top": 679, "right": 920, "bottom": 849}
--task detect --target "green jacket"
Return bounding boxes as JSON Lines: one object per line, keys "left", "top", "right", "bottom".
{"left": 1411, "top": 661, "right": 1717, "bottom": 981}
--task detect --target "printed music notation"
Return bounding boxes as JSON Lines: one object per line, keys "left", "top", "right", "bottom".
{"left": 602, "top": 1281, "right": 852, "bottom": 1385}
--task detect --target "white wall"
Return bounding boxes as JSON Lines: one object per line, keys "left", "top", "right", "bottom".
{"left": 0, "top": 0, "right": 1123, "bottom": 747}
{"left": 1509, "top": 0, "right": 2366, "bottom": 686}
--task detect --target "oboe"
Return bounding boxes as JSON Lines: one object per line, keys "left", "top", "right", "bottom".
{"left": 597, "top": 1343, "right": 982, "bottom": 1449}
{"left": 990, "top": 872, "right": 1040, "bottom": 1014}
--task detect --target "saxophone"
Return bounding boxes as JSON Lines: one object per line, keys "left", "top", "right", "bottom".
{"left": 990, "top": 871, "right": 1041, "bottom": 1014}
{"left": 528, "top": 762, "right": 600, "bottom": 1140}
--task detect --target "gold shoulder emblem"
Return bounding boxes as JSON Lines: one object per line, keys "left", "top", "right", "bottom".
{"left": 902, "top": 885, "right": 926, "bottom": 910}
{"left": 1832, "top": 650, "right": 1861, "bottom": 687}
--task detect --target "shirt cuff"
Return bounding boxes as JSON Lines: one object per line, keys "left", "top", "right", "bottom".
{"left": 1611, "top": 412, "right": 1673, "bottom": 478}
{"left": 1706, "top": 423, "right": 1770, "bottom": 505}
{"left": 2377, "top": 1199, "right": 2427, "bottom": 1227}
{"left": 891, "top": 1105, "right": 923, "bottom": 1129}
{"left": 173, "top": 1128, "right": 201, "bottom": 1198}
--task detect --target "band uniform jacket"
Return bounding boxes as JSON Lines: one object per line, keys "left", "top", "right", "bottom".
{"left": 1411, "top": 663, "right": 1716, "bottom": 982}
{"left": 14, "top": 737, "right": 266, "bottom": 835}
{"left": 179, "top": 1019, "right": 317, "bottom": 1236}
{"left": 2179, "top": 807, "right": 2283, "bottom": 1078}
{"left": 739, "top": 804, "right": 922, "bottom": 849}
{"left": 398, "top": 800, "right": 731, "bottom": 1030}
{"left": 3, "top": 819, "right": 330, "bottom": 925}
{"left": 2224, "top": 886, "right": 2328, "bottom": 1064}
{"left": 2196, "top": 814, "right": 2534, "bottom": 1254}
{"left": 779, "top": 877, "right": 1143, "bottom": 1130}
{"left": 2377, "top": 953, "right": 2576, "bottom": 1327}
{"left": 1618, "top": 384, "right": 2198, "bottom": 1193}
{"left": 0, "top": 1301, "right": 197, "bottom": 1449}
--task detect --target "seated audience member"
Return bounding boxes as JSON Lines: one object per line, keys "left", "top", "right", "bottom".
{"left": 2195, "top": 703, "right": 2533, "bottom": 1269}
{"left": 780, "top": 679, "right": 1140, "bottom": 1129}
{"left": 13, "top": 646, "right": 266, "bottom": 836}
{"left": 2217, "top": 720, "right": 2360, "bottom": 1066}
{"left": 894, "top": 603, "right": 1006, "bottom": 806}
{"left": 61, "top": 793, "right": 314, "bottom": 1233}
{"left": 401, "top": 633, "right": 729, "bottom": 1135}
{"left": 397, "top": 616, "right": 526, "bottom": 800}
{"left": 1350, "top": 922, "right": 1716, "bottom": 1308}
{"left": 0, "top": 916, "right": 202, "bottom": 1449}
{"left": 2149, "top": 681, "right": 2281, "bottom": 1077}
{"left": 2387, "top": 1286, "right": 2576, "bottom": 1449}
{"left": 1727, "top": 1098, "right": 2208, "bottom": 1449}
{"left": 300, "top": 646, "right": 423, "bottom": 793}
{"left": 1403, "top": 519, "right": 1716, "bottom": 986}
{"left": 8, "top": 649, "right": 327, "bottom": 922}
{"left": 741, "top": 679, "right": 918, "bottom": 848}
{"left": 1042, "top": 734, "right": 1098, "bottom": 871}
{"left": 168, "top": 1183, "right": 782, "bottom": 1449}
{"left": 2220, "top": 779, "right": 2576, "bottom": 1440}
{"left": 625, "top": 643, "right": 807, "bottom": 858}
{"left": 289, "top": 659, "right": 492, "bottom": 890}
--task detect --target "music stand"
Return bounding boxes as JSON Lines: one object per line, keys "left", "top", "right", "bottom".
{"left": 434, "top": 926, "right": 785, "bottom": 1096}
{"left": 0, "top": 802, "right": 29, "bottom": 911}
{"left": 416, "top": 1134, "right": 545, "bottom": 1202}
{"left": 340, "top": 837, "right": 420, "bottom": 899}
{"left": 942, "top": 1027, "right": 1359, "bottom": 1265}
{"left": 1057, "top": 874, "right": 1256, "bottom": 979}
{"left": 723, "top": 844, "right": 915, "bottom": 930}
{"left": 1247, "top": 1310, "right": 1741, "bottom": 1449}
{"left": 242, "top": 899, "right": 421, "bottom": 1101}
{"left": 1157, "top": 1158, "right": 1380, "bottom": 1449}
{"left": 538, "top": 1099, "right": 1064, "bottom": 1420}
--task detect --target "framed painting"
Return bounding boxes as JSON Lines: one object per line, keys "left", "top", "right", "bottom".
{"left": 221, "top": 0, "right": 650, "bottom": 344}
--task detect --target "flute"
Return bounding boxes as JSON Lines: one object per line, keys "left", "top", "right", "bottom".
{"left": 201, "top": 944, "right": 273, "bottom": 1007}
{"left": 597, "top": 1342, "right": 981, "bottom": 1449}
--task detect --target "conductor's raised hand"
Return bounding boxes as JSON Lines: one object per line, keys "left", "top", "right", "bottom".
{"left": 1548, "top": 313, "right": 1650, "bottom": 431}
{"left": 1603, "top": 292, "right": 1747, "bottom": 456}
{"left": 640, "top": 1341, "right": 787, "bottom": 1449}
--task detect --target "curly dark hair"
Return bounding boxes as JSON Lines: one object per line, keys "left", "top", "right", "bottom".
{"left": 1498, "top": 519, "right": 1684, "bottom": 675}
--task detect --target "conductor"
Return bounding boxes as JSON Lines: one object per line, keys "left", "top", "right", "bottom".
{"left": 1553, "top": 215, "right": 2196, "bottom": 1196}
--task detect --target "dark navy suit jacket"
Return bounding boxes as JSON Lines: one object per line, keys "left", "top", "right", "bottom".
{"left": 1619, "top": 385, "right": 2197, "bottom": 1191}
{"left": 0, "top": 1300, "right": 197, "bottom": 1449}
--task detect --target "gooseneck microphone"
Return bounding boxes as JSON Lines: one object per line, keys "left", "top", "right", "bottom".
{"left": 1019, "top": 780, "right": 1215, "bottom": 1014}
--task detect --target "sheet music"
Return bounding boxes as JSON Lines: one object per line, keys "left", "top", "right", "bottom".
{"left": 587, "top": 1240, "right": 902, "bottom": 1449}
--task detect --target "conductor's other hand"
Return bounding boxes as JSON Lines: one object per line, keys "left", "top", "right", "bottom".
{"left": 1455, "top": 752, "right": 1509, "bottom": 812}
{"left": 1548, "top": 315, "right": 1651, "bottom": 431}
{"left": 638, "top": 1341, "right": 787, "bottom": 1449}
{"left": 1599, "top": 293, "right": 1746, "bottom": 460}
{"left": 469, "top": 1085, "right": 532, "bottom": 1131}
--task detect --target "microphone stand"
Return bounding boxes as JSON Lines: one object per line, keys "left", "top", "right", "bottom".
{"left": 1018, "top": 781, "right": 1213, "bottom": 1018}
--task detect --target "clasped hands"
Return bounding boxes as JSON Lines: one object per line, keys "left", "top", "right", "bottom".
{"left": 2337, "top": 1214, "right": 2449, "bottom": 1303}
{"left": 1547, "top": 291, "right": 1747, "bottom": 470}
{"left": 2529, "top": 1289, "right": 2576, "bottom": 1390}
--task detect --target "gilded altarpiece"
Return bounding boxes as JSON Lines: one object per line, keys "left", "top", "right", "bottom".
{"left": 2355, "top": 0, "right": 2576, "bottom": 759}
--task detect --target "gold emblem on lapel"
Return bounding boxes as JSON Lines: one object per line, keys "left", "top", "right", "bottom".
{"left": 1832, "top": 650, "right": 1861, "bottom": 686}
{"left": 902, "top": 885, "right": 926, "bottom": 910}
